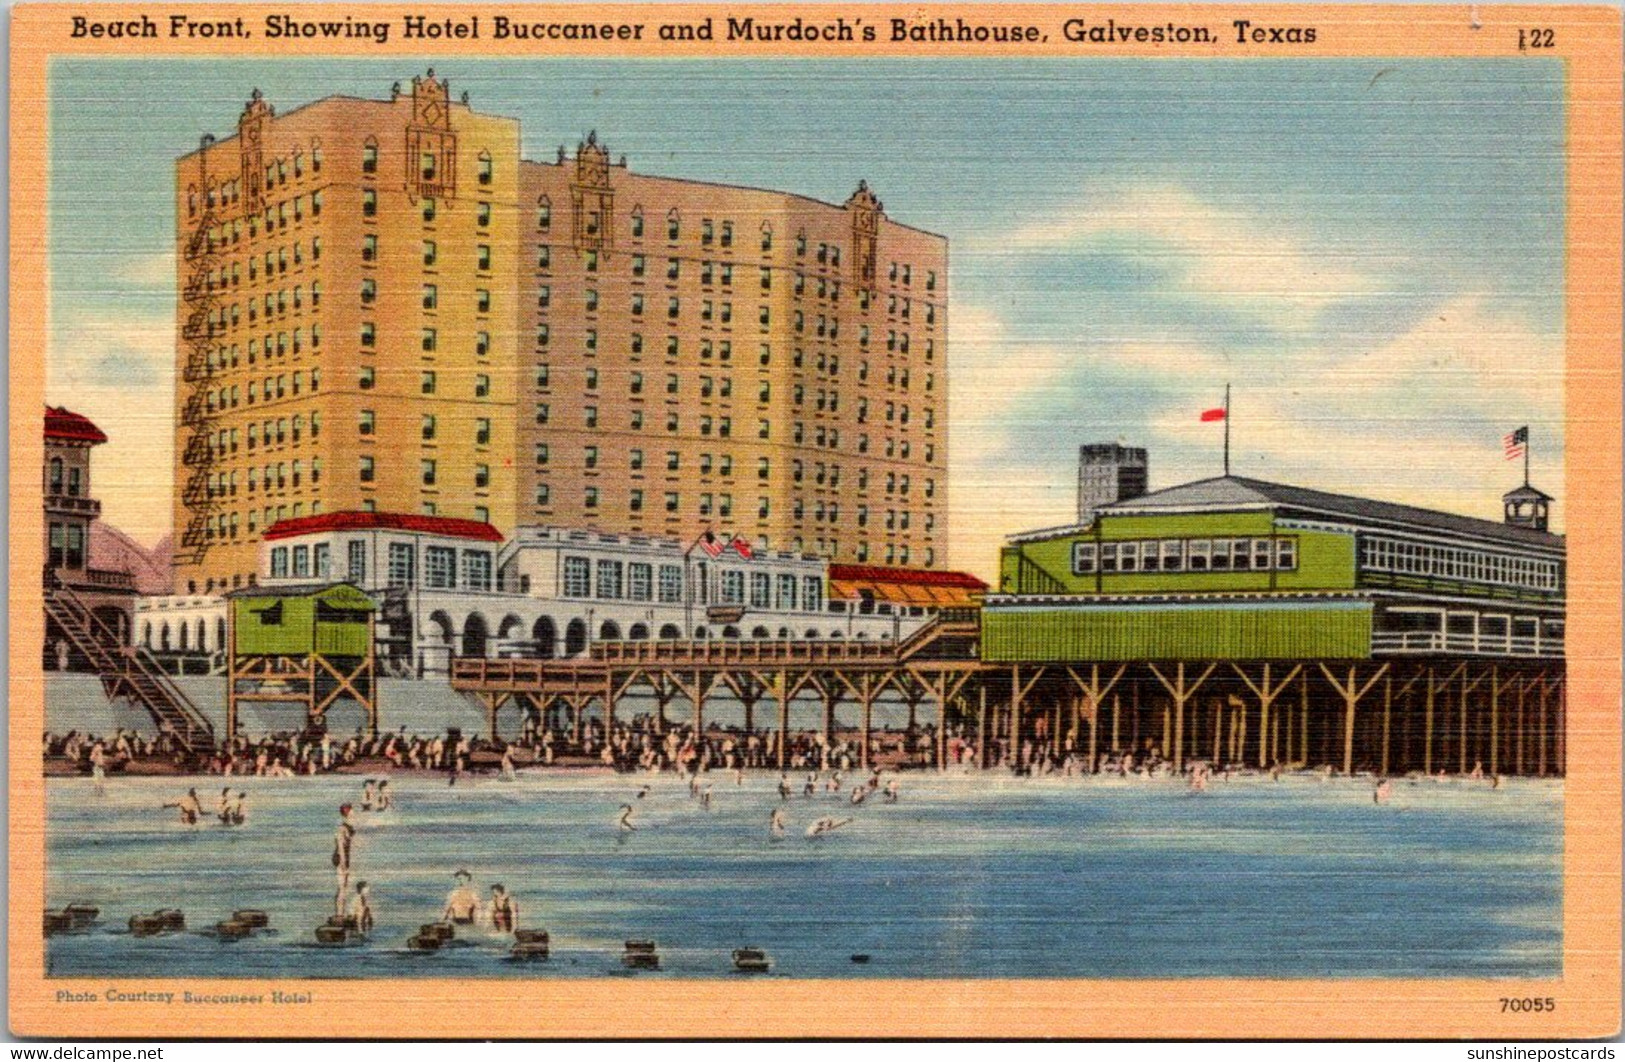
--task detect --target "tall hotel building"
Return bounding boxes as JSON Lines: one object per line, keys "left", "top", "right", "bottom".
{"left": 173, "top": 74, "right": 948, "bottom": 594}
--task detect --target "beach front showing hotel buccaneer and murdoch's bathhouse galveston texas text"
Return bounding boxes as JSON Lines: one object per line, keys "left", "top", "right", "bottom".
{"left": 42, "top": 72, "right": 1565, "bottom": 981}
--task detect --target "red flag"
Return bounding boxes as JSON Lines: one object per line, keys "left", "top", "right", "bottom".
{"left": 729, "top": 535, "right": 754, "bottom": 559}
{"left": 1199, "top": 408, "right": 1226, "bottom": 422}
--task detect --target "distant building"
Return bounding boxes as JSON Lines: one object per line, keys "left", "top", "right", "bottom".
{"left": 1077, "top": 443, "right": 1148, "bottom": 524}
{"left": 44, "top": 406, "right": 138, "bottom": 667}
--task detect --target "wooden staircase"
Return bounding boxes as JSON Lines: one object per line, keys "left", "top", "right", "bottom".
{"left": 896, "top": 607, "right": 982, "bottom": 663}
{"left": 44, "top": 584, "right": 216, "bottom": 759}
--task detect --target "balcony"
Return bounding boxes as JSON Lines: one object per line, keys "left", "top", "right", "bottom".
{"left": 1370, "top": 630, "right": 1563, "bottom": 659}
{"left": 45, "top": 494, "right": 101, "bottom": 518}
{"left": 51, "top": 566, "right": 136, "bottom": 593}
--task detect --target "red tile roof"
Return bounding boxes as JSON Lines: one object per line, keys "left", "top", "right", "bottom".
{"left": 264, "top": 511, "right": 504, "bottom": 543}
{"left": 44, "top": 406, "right": 108, "bottom": 445}
{"left": 826, "top": 564, "right": 988, "bottom": 590}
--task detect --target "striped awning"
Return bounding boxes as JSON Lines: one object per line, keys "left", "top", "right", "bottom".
{"left": 827, "top": 564, "right": 987, "bottom": 608}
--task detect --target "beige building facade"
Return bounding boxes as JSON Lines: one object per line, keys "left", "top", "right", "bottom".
{"left": 172, "top": 74, "right": 945, "bottom": 594}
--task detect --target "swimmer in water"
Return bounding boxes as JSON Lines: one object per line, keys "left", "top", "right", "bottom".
{"left": 488, "top": 884, "right": 518, "bottom": 935}
{"left": 805, "top": 816, "right": 852, "bottom": 838}
{"left": 375, "top": 780, "right": 393, "bottom": 811}
{"left": 349, "top": 880, "right": 375, "bottom": 936}
{"left": 500, "top": 747, "right": 517, "bottom": 781}
{"left": 769, "top": 807, "right": 787, "bottom": 839}
{"left": 778, "top": 774, "right": 793, "bottom": 801}
{"left": 700, "top": 784, "right": 713, "bottom": 811}
{"left": 850, "top": 786, "right": 867, "bottom": 806}
{"left": 883, "top": 779, "right": 900, "bottom": 803}
{"left": 216, "top": 786, "right": 234, "bottom": 825}
{"left": 361, "top": 779, "right": 377, "bottom": 811}
{"left": 1373, "top": 778, "right": 1393, "bottom": 805}
{"left": 617, "top": 803, "right": 638, "bottom": 832}
{"left": 229, "top": 791, "right": 247, "bottom": 825}
{"left": 443, "top": 870, "right": 480, "bottom": 926}
{"left": 804, "top": 773, "right": 817, "bottom": 797}
{"left": 164, "top": 788, "right": 203, "bottom": 826}
{"left": 636, "top": 785, "right": 650, "bottom": 800}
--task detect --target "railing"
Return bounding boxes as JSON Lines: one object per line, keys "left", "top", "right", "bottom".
{"left": 45, "top": 494, "right": 102, "bottom": 517}
{"left": 1371, "top": 630, "right": 1562, "bottom": 658}
{"left": 56, "top": 566, "right": 136, "bottom": 592}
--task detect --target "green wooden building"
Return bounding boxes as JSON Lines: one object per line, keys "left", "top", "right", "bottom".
{"left": 986, "top": 476, "right": 1565, "bottom": 664}
{"left": 225, "top": 583, "right": 379, "bottom": 740}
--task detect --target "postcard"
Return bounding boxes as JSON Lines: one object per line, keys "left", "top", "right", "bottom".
{"left": 8, "top": 2, "right": 1622, "bottom": 1040}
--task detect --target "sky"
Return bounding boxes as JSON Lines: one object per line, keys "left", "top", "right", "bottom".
{"left": 47, "top": 57, "right": 1566, "bottom": 578}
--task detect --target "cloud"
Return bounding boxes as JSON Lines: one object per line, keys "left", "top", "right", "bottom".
{"left": 979, "top": 184, "right": 1387, "bottom": 330}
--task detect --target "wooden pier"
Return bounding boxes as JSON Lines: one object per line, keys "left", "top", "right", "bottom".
{"left": 450, "top": 612, "right": 1565, "bottom": 777}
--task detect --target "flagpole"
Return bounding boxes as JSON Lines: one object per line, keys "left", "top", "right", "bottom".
{"left": 1223, "top": 382, "right": 1231, "bottom": 477}
{"left": 1524, "top": 427, "right": 1530, "bottom": 487}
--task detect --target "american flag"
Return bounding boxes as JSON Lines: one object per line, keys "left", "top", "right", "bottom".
{"left": 1503, "top": 426, "right": 1529, "bottom": 461}
{"left": 698, "top": 530, "right": 724, "bottom": 557}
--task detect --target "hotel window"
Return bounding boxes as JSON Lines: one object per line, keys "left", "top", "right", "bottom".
{"left": 536, "top": 198, "right": 551, "bottom": 230}
{"left": 538, "top": 246, "right": 551, "bottom": 269}
{"left": 421, "top": 284, "right": 437, "bottom": 310}
{"left": 477, "top": 202, "right": 492, "bottom": 227}
{"left": 362, "top": 235, "right": 377, "bottom": 262}
{"left": 721, "top": 570, "right": 745, "bottom": 605}
{"left": 775, "top": 574, "right": 797, "bottom": 611}
{"left": 1187, "top": 540, "right": 1212, "bottom": 571}
{"left": 535, "top": 403, "right": 549, "bottom": 424}
{"left": 664, "top": 491, "right": 680, "bottom": 513}
{"left": 359, "top": 456, "right": 375, "bottom": 483}
{"left": 269, "top": 547, "right": 289, "bottom": 578}
{"left": 360, "top": 278, "right": 377, "bottom": 304}
{"left": 628, "top": 563, "right": 653, "bottom": 601}
{"left": 1209, "top": 538, "right": 1232, "bottom": 571}
{"left": 630, "top": 211, "right": 644, "bottom": 238}
{"left": 631, "top": 293, "right": 644, "bottom": 316}
{"left": 422, "top": 198, "right": 437, "bottom": 223}
{"left": 629, "top": 449, "right": 643, "bottom": 470}
{"left": 360, "top": 322, "right": 376, "bottom": 347}
{"left": 703, "top": 219, "right": 715, "bottom": 245}
{"left": 476, "top": 332, "right": 490, "bottom": 358}
{"left": 535, "top": 443, "right": 550, "bottom": 466}
{"left": 563, "top": 557, "right": 591, "bottom": 597}
{"left": 629, "top": 489, "right": 644, "bottom": 512}
{"left": 667, "top": 212, "right": 680, "bottom": 241}
{"left": 291, "top": 546, "right": 311, "bottom": 578}
{"left": 658, "top": 564, "right": 683, "bottom": 603}
{"left": 463, "top": 551, "right": 492, "bottom": 592}
{"left": 1072, "top": 542, "right": 1098, "bottom": 574}
{"left": 347, "top": 541, "right": 366, "bottom": 583}
{"left": 474, "top": 464, "right": 490, "bottom": 488}
{"left": 424, "top": 546, "right": 456, "bottom": 589}
{"left": 387, "top": 543, "right": 415, "bottom": 588}
{"left": 421, "top": 460, "right": 437, "bottom": 486}
{"left": 585, "top": 250, "right": 599, "bottom": 273}
{"left": 535, "top": 484, "right": 550, "bottom": 506}
{"left": 750, "top": 572, "right": 772, "bottom": 609}
{"left": 1275, "top": 539, "right": 1297, "bottom": 571}
{"left": 359, "top": 410, "right": 375, "bottom": 436}
{"left": 422, "top": 240, "right": 437, "bottom": 266}
{"left": 584, "top": 406, "right": 598, "bottom": 428}
{"left": 361, "top": 189, "right": 376, "bottom": 217}
{"left": 477, "top": 245, "right": 492, "bottom": 271}
{"left": 477, "top": 151, "right": 493, "bottom": 186}
{"left": 475, "top": 418, "right": 491, "bottom": 446}
{"left": 475, "top": 374, "right": 490, "bottom": 398}
{"left": 421, "top": 371, "right": 436, "bottom": 395}
{"left": 422, "top": 328, "right": 437, "bottom": 352}
{"left": 1162, "top": 540, "right": 1186, "bottom": 572}
{"left": 584, "top": 446, "right": 599, "bottom": 469}
{"left": 359, "top": 367, "right": 375, "bottom": 390}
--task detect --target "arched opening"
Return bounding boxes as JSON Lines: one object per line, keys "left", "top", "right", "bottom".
{"left": 829, "top": 630, "right": 845, "bottom": 640}
{"left": 564, "top": 618, "right": 588, "bottom": 656}
{"left": 805, "top": 628, "right": 821, "bottom": 639}
{"left": 196, "top": 619, "right": 208, "bottom": 652}
{"left": 216, "top": 618, "right": 228, "bottom": 653}
{"left": 658, "top": 624, "right": 682, "bottom": 640}
{"left": 694, "top": 626, "right": 709, "bottom": 640}
{"left": 141, "top": 621, "right": 153, "bottom": 649}
{"left": 722, "top": 625, "right": 740, "bottom": 639}
{"left": 777, "top": 627, "right": 791, "bottom": 640}
{"left": 858, "top": 589, "right": 876, "bottom": 616}
{"left": 461, "top": 613, "right": 490, "bottom": 657}
{"left": 628, "top": 623, "right": 649, "bottom": 640}
{"left": 178, "top": 623, "right": 189, "bottom": 651}
{"left": 159, "top": 623, "right": 171, "bottom": 652}
{"left": 498, "top": 614, "right": 525, "bottom": 641}
{"left": 599, "top": 620, "right": 622, "bottom": 641}
{"left": 428, "top": 610, "right": 456, "bottom": 646}
{"left": 533, "top": 616, "right": 557, "bottom": 658}
{"left": 751, "top": 626, "right": 771, "bottom": 639}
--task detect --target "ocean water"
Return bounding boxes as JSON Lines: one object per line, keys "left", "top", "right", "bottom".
{"left": 45, "top": 771, "right": 1562, "bottom": 980}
